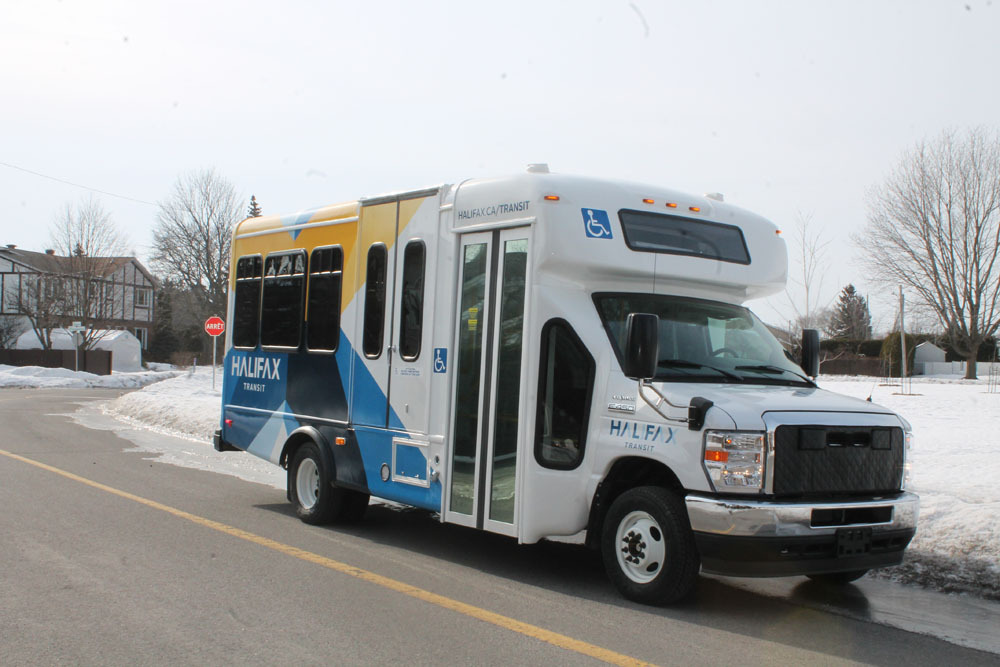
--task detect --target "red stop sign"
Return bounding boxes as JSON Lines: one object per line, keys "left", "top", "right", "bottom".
{"left": 204, "top": 316, "right": 226, "bottom": 337}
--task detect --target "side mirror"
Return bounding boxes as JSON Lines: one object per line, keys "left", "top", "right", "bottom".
{"left": 801, "top": 329, "right": 820, "bottom": 378}
{"left": 624, "top": 313, "right": 659, "bottom": 380}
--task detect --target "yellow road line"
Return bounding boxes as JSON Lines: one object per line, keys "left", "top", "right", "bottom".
{"left": 0, "top": 448, "right": 653, "bottom": 667}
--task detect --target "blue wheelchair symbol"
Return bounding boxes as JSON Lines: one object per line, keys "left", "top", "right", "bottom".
{"left": 433, "top": 348, "right": 447, "bottom": 373}
{"left": 582, "top": 208, "right": 613, "bottom": 239}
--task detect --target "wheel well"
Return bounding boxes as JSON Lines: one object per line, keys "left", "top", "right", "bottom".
{"left": 585, "top": 457, "right": 685, "bottom": 549}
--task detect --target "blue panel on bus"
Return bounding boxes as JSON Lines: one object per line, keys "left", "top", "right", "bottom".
{"left": 394, "top": 442, "right": 428, "bottom": 481}
{"left": 355, "top": 427, "right": 441, "bottom": 511}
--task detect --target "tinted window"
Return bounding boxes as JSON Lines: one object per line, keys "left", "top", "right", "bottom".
{"left": 398, "top": 241, "right": 425, "bottom": 361}
{"left": 619, "top": 209, "right": 750, "bottom": 264}
{"left": 535, "top": 320, "right": 595, "bottom": 470}
{"left": 307, "top": 246, "right": 343, "bottom": 352}
{"left": 362, "top": 244, "right": 387, "bottom": 358}
{"left": 261, "top": 251, "right": 305, "bottom": 348}
{"left": 233, "top": 255, "right": 262, "bottom": 348}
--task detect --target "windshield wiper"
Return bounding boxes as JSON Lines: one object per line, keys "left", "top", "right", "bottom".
{"left": 734, "top": 364, "right": 814, "bottom": 384}
{"left": 658, "top": 359, "right": 742, "bottom": 381}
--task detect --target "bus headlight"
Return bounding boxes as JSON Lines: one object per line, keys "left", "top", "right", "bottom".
{"left": 902, "top": 430, "right": 913, "bottom": 490}
{"left": 703, "top": 430, "right": 766, "bottom": 493}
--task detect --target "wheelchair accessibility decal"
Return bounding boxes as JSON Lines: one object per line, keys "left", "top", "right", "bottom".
{"left": 582, "top": 208, "right": 613, "bottom": 239}
{"left": 433, "top": 348, "right": 447, "bottom": 373}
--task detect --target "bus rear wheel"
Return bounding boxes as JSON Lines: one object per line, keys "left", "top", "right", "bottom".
{"left": 601, "top": 486, "right": 700, "bottom": 605}
{"left": 289, "top": 442, "right": 339, "bottom": 525}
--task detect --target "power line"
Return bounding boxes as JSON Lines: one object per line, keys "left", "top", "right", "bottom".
{"left": 0, "top": 160, "right": 157, "bottom": 207}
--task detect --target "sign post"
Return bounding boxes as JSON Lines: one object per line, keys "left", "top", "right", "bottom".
{"left": 67, "top": 321, "right": 86, "bottom": 372}
{"left": 204, "top": 316, "right": 226, "bottom": 391}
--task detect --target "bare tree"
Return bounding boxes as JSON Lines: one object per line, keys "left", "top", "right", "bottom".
{"left": 15, "top": 197, "right": 129, "bottom": 349}
{"left": 857, "top": 128, "right": 1000, "bottom": 379}
{"left": 783, "top": 211, "right": 833, "bottom": 331}
{"left": 152, "top": 169, "right": 243, "bottom": 319}
{"left": 51, "top": 197, "right": 130, "bottom": 349}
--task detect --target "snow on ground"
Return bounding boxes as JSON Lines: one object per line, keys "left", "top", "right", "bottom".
{"left": 7, "top": 362, "right": 998, "bottom": 600}
{"left": 0, "top": 363, "right": 181, "bottom": 389}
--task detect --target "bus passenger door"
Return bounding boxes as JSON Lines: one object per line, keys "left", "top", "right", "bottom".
{"left": 350, "top": 201, "right": 398, "bottom": 428}
{"left": 444, "top": 228, "right": 531, "bottom": 537}
{"left": 385, "top": 196, "right": 438, "bottom": 435}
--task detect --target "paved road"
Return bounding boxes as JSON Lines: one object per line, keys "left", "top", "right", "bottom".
{"left": 1, "top": 388, "right": 996, "bottom": 666}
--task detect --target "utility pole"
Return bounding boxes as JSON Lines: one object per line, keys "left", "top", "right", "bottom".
{"left": 899, "top": 286, "right": 909, "bottom": 392}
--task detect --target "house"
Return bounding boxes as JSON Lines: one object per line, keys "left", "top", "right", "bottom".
{"left": 0, "top": 244, "right": 156, "bottom": 349}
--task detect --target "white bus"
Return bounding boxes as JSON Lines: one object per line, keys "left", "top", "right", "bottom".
{"left": 215, "top": 165, "right": 918, "bottom": 604}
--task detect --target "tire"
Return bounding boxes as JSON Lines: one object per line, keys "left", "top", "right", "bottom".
{"left": 806, "top": 569, "right": 869, "bottom": 585}
{"left": 289, "top": 442, "right": 340, "bottom": 525}
{"left": 601, "top": 486, "right": 700, "bottom": 605}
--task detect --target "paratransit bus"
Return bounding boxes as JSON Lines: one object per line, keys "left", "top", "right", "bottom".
{"left": 215, "top": 164, "right": 918, "bottom": 604}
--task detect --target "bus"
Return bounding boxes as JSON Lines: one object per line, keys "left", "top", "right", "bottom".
{"left": 215, "top": 164, "right": 918, "bottom": 604}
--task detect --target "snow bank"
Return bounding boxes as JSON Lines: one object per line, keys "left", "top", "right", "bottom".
{"left": 102, "top": 367, "right": 222, "bottom": 442}
{"left": 0, "top": 363, "right": 181, "bottom": 389}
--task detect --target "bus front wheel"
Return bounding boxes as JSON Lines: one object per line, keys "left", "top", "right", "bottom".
{"left": 601, "top": 486, "right": 700, "bottom": 605}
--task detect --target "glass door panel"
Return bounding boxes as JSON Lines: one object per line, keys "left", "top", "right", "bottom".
{"left": 488, "top": 238, "right": 528, "bottom": 525}
{"left": 448, "top": 239, "right": 490, "bottom": 517}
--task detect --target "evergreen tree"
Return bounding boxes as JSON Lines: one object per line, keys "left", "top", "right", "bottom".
{"left": 248, "top": 195, "right": 262, "bottom": 218}
{"left": 828, "top": 284, "right": 872, "bottom": 340}
{"left": 147, "top": 286, "right": 178, "bottom": 362}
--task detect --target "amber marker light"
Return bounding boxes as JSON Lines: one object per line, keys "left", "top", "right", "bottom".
{"left": 689, "top": 206, "right": 701, "bottom": 212}
{"left": 543, "top": 195, "right": 560, "bottom": 201}
{"left": 705, "top": 450, "right": 729, "bottom": 463}
{"left": 666, "top": 202, "right": 678, "bottom": 208}
{"left": 642, "top": 198, "right": 654, "bottom": 204}
{"left": 335, "top": 437, "right": 347, "bottom": 446}
{"left": 775, "top": 229, "right": 783, "bottom": 235}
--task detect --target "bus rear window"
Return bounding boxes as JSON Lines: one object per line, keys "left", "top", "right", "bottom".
{"left": 618, "top": 209, "right": 750, "bottom": 264}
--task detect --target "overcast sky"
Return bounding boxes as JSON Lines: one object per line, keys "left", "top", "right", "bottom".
{"left": 2, "top": 0, "right": 997, "bottom": 329}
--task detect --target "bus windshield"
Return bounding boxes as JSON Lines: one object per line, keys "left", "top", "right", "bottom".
{"left": 594, "top": 293, "right": 813, "bottom": 386}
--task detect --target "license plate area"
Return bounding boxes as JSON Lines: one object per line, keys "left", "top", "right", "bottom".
{"left": 836, "top": 527, "right": 872, "bottom": 557}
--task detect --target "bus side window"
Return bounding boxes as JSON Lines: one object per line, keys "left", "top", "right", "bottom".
{"left": 233, "top": 255, "right": 262, "bottom": 348}
{"left": 307, "top": 246, "right": 343, "bottom": 352}
{"left": 362, "top": 244, "right": 388, "bottom": 358}
{"left": 535, "top": 319, "right": 595, "bottom": 470}
{"left": 398, "top": 241, "right": 425, "bottom": 361}
{"left": 261, "top": 250, "right": 306, "bottom": 348}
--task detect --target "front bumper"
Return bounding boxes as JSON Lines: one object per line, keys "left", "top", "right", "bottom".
{"left": 685, "top": 492, "right": 919, "bottom": 577}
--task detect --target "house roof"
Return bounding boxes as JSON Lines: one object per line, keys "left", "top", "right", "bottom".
{"left": 0, "top": 247, "right": 158, "bottom": 287}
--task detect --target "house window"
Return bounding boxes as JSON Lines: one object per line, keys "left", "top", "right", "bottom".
{"left": 133, "top": 327, "right": 148, "bottom": 349}
{"left": 135, "top": 288, "right": 151, "bottom": 307}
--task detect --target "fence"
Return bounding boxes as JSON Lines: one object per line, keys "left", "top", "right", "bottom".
{"left": 819, "top": 358, "right": 883, "bottom": 376}
{"left": 0, "top": 349, "right": 112, "bottom": 375}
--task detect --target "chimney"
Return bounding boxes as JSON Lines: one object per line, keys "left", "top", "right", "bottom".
{"left": 45, "top": 249, "right": 55, "bottom": 255}
{"left": 5, "top": 244, "right": 15, "bottom": 249}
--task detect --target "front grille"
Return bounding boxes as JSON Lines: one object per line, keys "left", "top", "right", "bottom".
{"left": 772, "top": 425, "right": 904, "bottom": 497}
